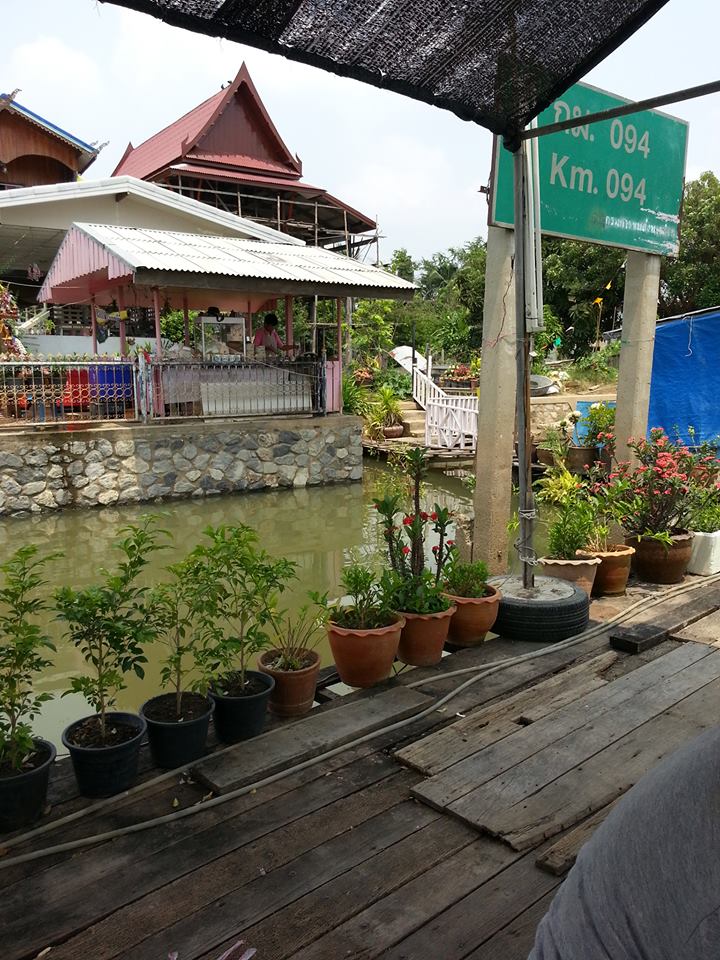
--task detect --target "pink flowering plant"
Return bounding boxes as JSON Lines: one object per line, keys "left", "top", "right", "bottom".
{"left": 373, "top": 447, "right": 455, "bottom": 614}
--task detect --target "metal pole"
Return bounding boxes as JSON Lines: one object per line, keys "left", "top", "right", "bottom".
{"left": 336, "top": 298, "right": 343, "bottom": 412}
{"left": 512, "top": 144, "right": 534, "bottom": 589}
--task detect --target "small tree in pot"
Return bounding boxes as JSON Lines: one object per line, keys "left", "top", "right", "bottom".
{"left": 374, "top": 447, "right": 456, "bottom": 667}
{"left": 327, "top": 564, "right": 404, "bottom": 688}
{"left": 193, "top": 525, "right": 296, "bottom": 744}
{"left": 140, "top": 548, "right": 215, "bottom": 769}
{"left": 259, "top": 593, "right": 329, "bottom": 717}
{"left": 56, "top": 517, "right": 167, "bottom": 797}
{"left": 442, "top": 558, "right": 502, "bottom": 647}
{"left": 0, "top": 545, "right": 60, "bottom": 831}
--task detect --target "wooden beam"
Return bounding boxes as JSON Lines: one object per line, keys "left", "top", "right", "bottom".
{"left": 152, "top": 287, "right": 163, "bottom": 359}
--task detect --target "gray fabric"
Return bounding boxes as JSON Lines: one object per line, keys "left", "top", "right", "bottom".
{"left": 528, "top": 725, "right": 720, "bottom": 959}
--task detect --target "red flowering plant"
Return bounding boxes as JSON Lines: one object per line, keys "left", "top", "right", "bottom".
{"left": 589, "top": 428, "right": 698, "bottom": 546}
{"left": 373, "top": 447, "right": 455, "bottom": 614}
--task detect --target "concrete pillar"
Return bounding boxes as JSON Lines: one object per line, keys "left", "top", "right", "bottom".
{"left": 614, "top": 251, "right": 662, "bottom": 464}
{"left": 471, "top": 226, "right": 517, "bottom": 573}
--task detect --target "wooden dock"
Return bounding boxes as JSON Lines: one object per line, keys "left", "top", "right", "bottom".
{"left": 3, "top": 580, "right": 720, "bottom": 959}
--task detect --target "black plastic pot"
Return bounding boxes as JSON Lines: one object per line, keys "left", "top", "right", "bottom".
{"left": 140, "top": 693, "right": 214, "bottom": 769}
{"left": 62, "top": 712, "right": 146, "bottom": 798}
{"left": 0, "top": 738, "right": 56, "bottom": 832}
{"left": 209, "top": 670, "right": 275, "bottom": 744}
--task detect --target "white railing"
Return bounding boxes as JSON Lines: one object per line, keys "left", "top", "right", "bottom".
{"left": 425, "top": 395, "right": 478, "bottom": 450}
{"left": 411, "top": 363, "right": 478, "bottom": 451}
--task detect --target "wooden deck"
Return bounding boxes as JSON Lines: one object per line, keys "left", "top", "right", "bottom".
{"left": 3, "top": 580, "right": 720, "bottom": 960}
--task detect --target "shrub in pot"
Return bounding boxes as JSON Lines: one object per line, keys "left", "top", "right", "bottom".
{"left": 327, "top": 564, "right": 404, "bottom": 688}
{"left": 0, "top": 545, "right": 59, "bottom": 832}
{"left": 575, "top": 469, "right": 635, "bottom": 596}
{"left": 56, "top": 517, "right": 167, "bottom": 797}
{"left": 193, "top": 525, "right": 296, "bottom": 744}
{"left": 540, "top": 500, "right": 600, "bottom": 597}
{"left": 688, "top": 488, "right": 720, "bottom": 576}
{"left": 259, "top": 594, "right": 328, "bottom": 717}
{"left": 611, "top": 430, "right": 697, "bottom": 584}
{"left": 366, "top": 385, "right": 404, "bottom": 440}
{"left": 374, "top": 447, "right": 456, "bottom": 666}
{"left": 443, "top": 558, "right": 502, "bottom": 646}
{"left": 140, "top": 548, "right": 215, "bottom": 769}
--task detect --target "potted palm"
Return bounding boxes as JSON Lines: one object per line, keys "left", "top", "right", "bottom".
{"left": 194, "top": 525, "right": 296, "bottom": 743}
{"left": 374, "top": 447, "right": 456, "bottom": 667}
{"left": 540, "top": 499, "right": 601, "bottom": 597}
{"left": 443, "top": 559, "right": 502, "bottom": 646}
{"left": 614, "top": 430, "right": 696, "bottom": 583}
{"left": 56, "top": 518, "right": 166, "bottom": 797}
{"left": 367, "top": 385, "right": 404, "bottom": 439}
{"left": 327, "top": 565, "right": 404, "bottom": 688}
{"left": 0, "top": 545, "right": 59, "bottom": 832}
{"left": 258, "top": 594, "right": 328, "bottom": 717}
{"left": 139, "top": 549, "right": 215, "bottom": 769}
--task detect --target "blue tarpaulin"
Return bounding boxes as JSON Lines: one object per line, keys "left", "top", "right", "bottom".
{"left": 648, "top": 309, "right": 720, "bottom": 446}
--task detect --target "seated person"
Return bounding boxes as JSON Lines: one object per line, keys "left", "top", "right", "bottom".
{"left": 253, "top": 313, "right": 296, "bottom": 356}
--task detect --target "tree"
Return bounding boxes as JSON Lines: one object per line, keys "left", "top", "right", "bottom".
{"left": 453, "top": 238, "right": 487, "bottom": 348}
{"left": 661, "top": 172, "right": 720, "bottom": 317}
{"left": 389, "top": 248, "right": 416, "bottom": 283}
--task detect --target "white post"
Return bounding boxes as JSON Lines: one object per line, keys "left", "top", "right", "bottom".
{"left": 471, "top": 226, "right": 517, "bottom": 573}
{"left": 614, "top": 251, "right": 662, "bottom": 464}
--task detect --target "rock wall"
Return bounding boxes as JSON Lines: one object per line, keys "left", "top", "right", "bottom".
{"left": 0, "top": 415, "right": 363, "bottom": 517}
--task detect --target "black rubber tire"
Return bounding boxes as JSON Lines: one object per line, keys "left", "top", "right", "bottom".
{"left": 494, "top": 583, "right": 589, "bottom": 643}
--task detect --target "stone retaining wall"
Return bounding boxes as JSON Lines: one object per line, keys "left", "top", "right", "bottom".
{"left": 0, "top": 415, "right": 363, "bottom": 517}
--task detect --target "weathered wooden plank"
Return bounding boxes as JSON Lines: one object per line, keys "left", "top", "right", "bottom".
{"left": 193, "top": 686, "right": 432, "bottom": 794}
{"left": 1, "top": 753, "right": 404, "bottom": 960}
{"left": 129, "top": 801, "right": 441, "bottom": 960}
{"left": 283, "top": 837, "right": 521, "bottom": 960}
{"left": 535, "top": 801, "right": 619, "bottom": 875}
{"left": 412, "top": 642, "right": 712, "bottom": 811}
{"left": 610, "top": 586, "right": 720, "bottom": 653}
{"left": 476, "top": 677, "right": 720, "bottom": 851}
{"left": 446, "top": 651, "right": 720, "bottom": 835}
{"left": 45, "top": 768, "right": 419, "bottom": 960}
{"left": 378, "top": 847, "right": 562, "bottom": 960}
{"left": 395, "top": 652, "right": 616, "bottom": 775}
{"left": 464, "top": 890, "right": 555, "bottom": 960}
{"left": 673, "top": 608, "right": 720, "bottom": 646}
{"left": 205, "top": 816, "right": 477, "bottom": 960}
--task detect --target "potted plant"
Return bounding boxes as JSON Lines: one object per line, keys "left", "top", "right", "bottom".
{"left": 56, "top": 518, "right": 166, "bottom": 797}
{"left": 581, "top": 401, "right": 615, "bottom": 471}
{"left": 367, "top": 385, "right": 404, "bottom": 440}
{"left": 0, "top": 545, "right": 59, "bottom": 832}
{"left": 440, "top": 363, "right": 479, "bottom": 390}
{"left": 442, "top": 558, "right": 501, "bottom": 646}
{"left": 139, "top": 549, "right": 215, "bottom": 769}
{"left": 687, "top": 462, "right": 720, "bottom": 574}
{"left": 614, "top": 429, "right": 696, "bottom": 584}
{"left": 258, "top": 594, "right": 328, "bottom": 717}
{"left": 326, "top": 564, "right": 405, "bottom": 688}
{"left": 564, "top": 410, "right": 598, "bottom": 474}
{"left": 536, "top": 424, "right": 570, "bottom": 467}
{"left": 539, "top": 499, "right": 601, "bottom": 597}
{"left": 575, "top": 469, "right": 635, "bottom": 596}
{"left": 194, "top": 525, "right": 296, "bottom": 744}
{"left": 374, "top": 447, "right": 456, "bottom": 666}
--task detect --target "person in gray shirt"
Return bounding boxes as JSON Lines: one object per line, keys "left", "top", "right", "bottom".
{"left": 528, "top": 724, "right": 720, "bottom": 959}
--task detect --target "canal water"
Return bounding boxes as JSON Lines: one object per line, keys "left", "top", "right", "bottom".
{"left": 1, "top": 462, "right": 480, "bottom": 747}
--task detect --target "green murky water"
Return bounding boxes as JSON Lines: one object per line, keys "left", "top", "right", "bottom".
{"left": 1, "top": 463, "right": 474, "bottom": 747}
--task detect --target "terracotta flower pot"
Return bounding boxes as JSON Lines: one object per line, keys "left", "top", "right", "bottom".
{"left": 565, "top": 445, "right": 599, "bottom": 474}
{"left": 627, "top": 532, "right": 693, "bottom": 584}
{"left": 396, "top": 605, "right": 457, "bottom": 666}
{"left": 258, "top": 649, "right": 321, "bottom": 717}
{"left": 539, "top": 556, "right": 601, "bottom": 597}
{"left": 327, "top": 614, "right": 405, "bottom": 688}
{"left": 444, "top": 585, "right": 502, "bottom": 646}
{"left": 576, "top": 544, "right": 635, "bottom": 596}
{"left": 382, "top": 424, "right": 404, "bottom": 439}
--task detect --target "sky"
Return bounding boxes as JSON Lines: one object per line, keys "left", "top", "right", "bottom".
{"left": 3, "top": 0, "right": 720, "bottom": 260}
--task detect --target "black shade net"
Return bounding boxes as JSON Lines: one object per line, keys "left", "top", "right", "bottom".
{"left": 102, "top": 0, "right": 669, "bottom": 139}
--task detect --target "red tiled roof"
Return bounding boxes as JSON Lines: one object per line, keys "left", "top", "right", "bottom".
{"left": 187, "top": 151, "right": 300, "bottom": 178}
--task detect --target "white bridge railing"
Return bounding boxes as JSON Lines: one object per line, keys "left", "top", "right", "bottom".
{"left": 411, "top": 363, "right": 478, "bottom": 451}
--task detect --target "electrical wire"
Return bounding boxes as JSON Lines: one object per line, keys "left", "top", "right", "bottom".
{"left": 2, "top": 571, "right": 719, "bottom": 869}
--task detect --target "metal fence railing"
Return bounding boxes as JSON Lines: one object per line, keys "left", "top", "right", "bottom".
{"left": 0, "top": 361, "right": 137, "bottom": 426}
{"left": 0, "top": 357, "right": 333, "bottom": 428}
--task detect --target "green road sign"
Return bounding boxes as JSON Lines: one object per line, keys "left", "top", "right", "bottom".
{"left": 489, "top": 82, "right": 688, "bottom": 256}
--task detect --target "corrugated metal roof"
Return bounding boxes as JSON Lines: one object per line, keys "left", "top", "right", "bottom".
{"left": 0, "top": 175, "right": 301, "bottom": 245}
{"left": 0, "top": 94, "right": 98, "bottom": 170}
{"left": 57, "top": 222, "right": 416, "bottom": 291}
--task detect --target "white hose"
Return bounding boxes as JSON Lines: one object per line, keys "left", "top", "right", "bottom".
{"left": 2, "top": 572, "right": 717, "bottom": 869}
